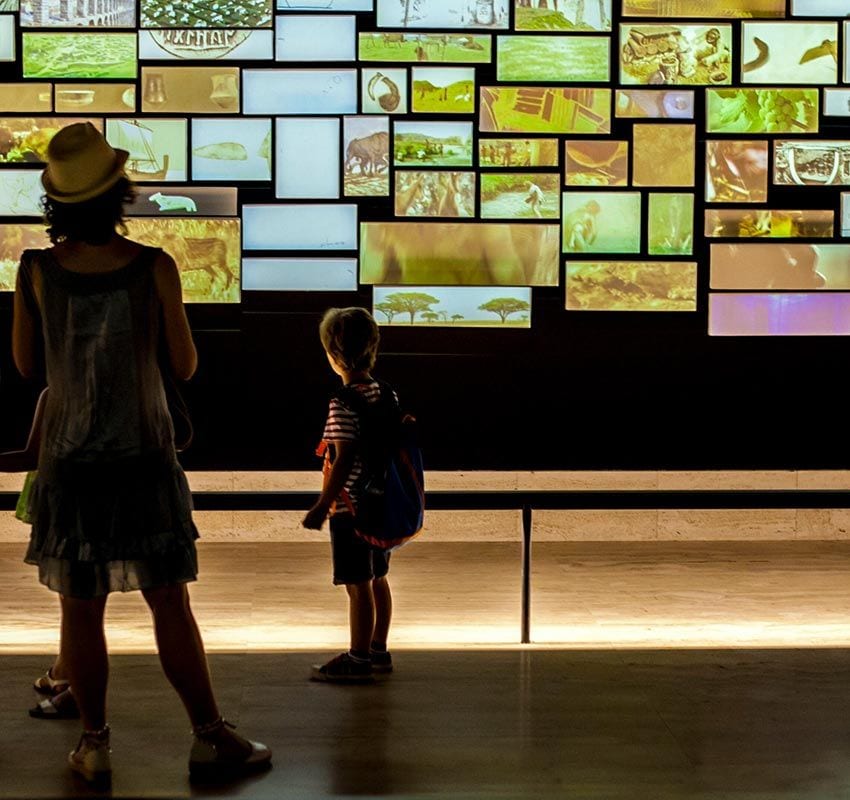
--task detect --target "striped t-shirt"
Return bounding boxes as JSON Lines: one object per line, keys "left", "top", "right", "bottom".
{"left": 322, "top": 381, "right": 388, "bottom": 513}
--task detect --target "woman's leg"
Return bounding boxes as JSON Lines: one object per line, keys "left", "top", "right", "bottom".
{"left": 141, "top": 583, "right": 219, "bottom": 729}
{"left": 143, "top": 583, "right": 268, "bottom": 764}
{"left": 60, "top": 594, "right": 108, "bottom": 731}
{"left": 50, "top": 596, "right": 69, "bottom": 680}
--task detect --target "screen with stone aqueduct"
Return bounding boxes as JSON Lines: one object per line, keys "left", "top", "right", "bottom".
{"left": 1, "top": 1, "right": 850, "bottom": 333}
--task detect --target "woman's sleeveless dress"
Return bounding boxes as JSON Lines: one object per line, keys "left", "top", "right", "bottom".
{"left": 18, "top": 246, "right": 199, "bottom": 599}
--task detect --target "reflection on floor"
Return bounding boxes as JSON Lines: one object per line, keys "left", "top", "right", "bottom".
{"left": 4, "top": 649, "right": 850, "bottom": 799}
{"left": 5, "top": 541, "right": 850, "bottom": 798}
{"left": 4, "top": 541, "right": 850, "bottom": 652}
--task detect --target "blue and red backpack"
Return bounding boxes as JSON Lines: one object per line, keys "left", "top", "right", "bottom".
{"left": 319, "top": 380, "right": 425, "bottom": 550}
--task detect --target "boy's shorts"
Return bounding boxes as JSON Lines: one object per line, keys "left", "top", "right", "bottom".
{"left": 330, "top": 513, "right": 391, "bottom": 586}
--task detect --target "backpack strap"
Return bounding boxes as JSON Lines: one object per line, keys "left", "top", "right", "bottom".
{"left": 317, "top": 381, "right": 400, "bottom": 516}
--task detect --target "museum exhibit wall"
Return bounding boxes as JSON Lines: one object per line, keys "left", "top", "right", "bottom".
{"left": 1, "top": 0, "right": 849, "bottom": 471}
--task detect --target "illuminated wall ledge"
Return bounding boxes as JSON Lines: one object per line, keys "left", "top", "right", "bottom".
{"left": 8, "top": 469, "right": 847, "bottom": 494}
{"left": 3, "top": 471, "right": 850, "bottom": 542}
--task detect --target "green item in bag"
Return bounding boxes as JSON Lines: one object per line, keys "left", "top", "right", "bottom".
{"left": 15, "top": 470, "right": 36, "bottom": 524}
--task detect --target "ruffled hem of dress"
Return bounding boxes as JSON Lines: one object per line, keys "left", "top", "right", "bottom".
{"left": 25, "top": 460, "right": 199, "bottom": 563}
{"left": 25, "top": 552, "right": 198, "bottom": 599}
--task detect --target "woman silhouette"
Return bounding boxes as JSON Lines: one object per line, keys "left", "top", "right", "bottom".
{"left": 13, "top": 122, "right": 271, "bottom": 784}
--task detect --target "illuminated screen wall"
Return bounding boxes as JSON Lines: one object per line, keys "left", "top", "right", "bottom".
{"left": 2, "top": 0, "right": 850, "bottom": 469}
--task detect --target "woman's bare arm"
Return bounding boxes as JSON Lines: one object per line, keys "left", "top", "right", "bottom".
{"left": 0, "top": 388, "right": 47, "bottom": 472}
{"left": 153, "top": 251, "right": 197, "bottom": 381}
{"left": 12, "top": 262, "right": 39, "bottom": 380}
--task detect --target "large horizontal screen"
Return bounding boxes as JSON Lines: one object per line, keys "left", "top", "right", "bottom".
{"left": 242, "top": 204, "right": 358, "bottom": 250}
{"left": 22, "top": 32, "right": 137, "bottom": 78}
{"left": 709, "top": 293, "right": 850, "bottom": 336}
{"left": 358, "top": 33, "right": 491, "bottom": 63}
{"left": 275, "top": 15, "right": 356, "bottom": 61}
{"left": 243, "top": 69, "right": 357, "bottom": 114}
{"left": 242, "top": 257, "right": 357, "bottom": 291}
{"left": 140, "top": 68, "right": 240, "bottom": 114}
{"left": 497, "top": 36, "right": 609, "bottom": 83}
{"left": 623, "top": 0, "right": 784, "bottom": 16}
{"left": 360, "top": 222, "right": 559, "bottom": 286}
{"left": 127, "top": 187, "right": 238, "bottom": 217}
{"left": 705, "top": 209, "right": 833, "bottom": 238}
{"left": 54, "top": 83, "right": 135, "bottom": 114}
{"left": 137, "top": 30, "right": 273, "bottom": 61}
{"left": 373, "top": 286, "right": 532, "bottom": 327}
{"left": 711, "top": 243, "right": 850, "bottom": 289}
{"left": 566, "top": 262, "right": 697, "bottom": 311}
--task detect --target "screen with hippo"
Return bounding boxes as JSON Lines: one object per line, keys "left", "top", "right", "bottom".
{"left": 0, "top": 0, "right": 848, "bottom": 335}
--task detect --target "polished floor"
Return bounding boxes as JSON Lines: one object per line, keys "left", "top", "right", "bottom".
{"left": 4, "top": 649, "right": 850, "bottom": 799}
{"left": 4, "top": 540, "right": 850, "bottom": 798}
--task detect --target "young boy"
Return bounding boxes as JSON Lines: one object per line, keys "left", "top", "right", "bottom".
{"left": 302, "top": 307, "right": 395, "bottom": 683}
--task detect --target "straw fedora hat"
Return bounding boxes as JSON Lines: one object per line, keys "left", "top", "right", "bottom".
{"left": 41, "top": 122, "right": 129, "bottom": 204}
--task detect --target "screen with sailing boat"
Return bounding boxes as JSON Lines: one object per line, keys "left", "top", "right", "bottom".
{"left": 104, "top": 118, "right": 188, "bottom": 182}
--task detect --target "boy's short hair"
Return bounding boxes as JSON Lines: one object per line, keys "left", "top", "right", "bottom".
{"left": 320, "top": 307, "right": 380, "bottom": 372}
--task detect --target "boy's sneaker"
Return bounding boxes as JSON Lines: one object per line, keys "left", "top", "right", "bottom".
{"left": 370, "top": 649, "right": 393, "bottom": 674}
{"left": 68, "top": 726, "right": 111, "bottom": 785}
{"left": 311, "top": 652, "right": 375, "bottom": 683}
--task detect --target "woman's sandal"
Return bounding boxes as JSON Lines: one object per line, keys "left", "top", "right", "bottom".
{"left": 33, "top": 668, "right": 70, "bottom": 696}
{"left": 29, "top": 688, "right": 80, "bottom": 719}
{"left": 189, "top": 718, "right": 272, "bottom": 781}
